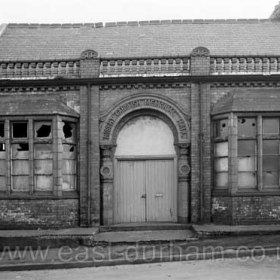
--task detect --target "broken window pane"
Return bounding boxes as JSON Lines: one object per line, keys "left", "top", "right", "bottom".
{"left": 238, "top": 140, "right": 256, "bottom": 156}
{"left": 215, "top": 119, "right": 228, "bottom": 139}
{"left": 263, "top": 140, "right": 279, "bottom": 155}
{"left": 215, "top": 173, "right": 228, "bottom": 188}
{"left": 238, "top": 157, "right": 256, "bottom": 171}
{"left": 215, "top": 158, "right": 228, "bottom": 171}
{"left": 0, "top": 123, "right": 4, "bottom": 138}
{"left": 238, "top": 118, "right": 256, "bottom": 137}
{"left": 214, "top": 142, "right": 228, "bottom": 157}
{"left": 238, "top": 172, "right": 256, "bottom": 188}
{"left": 35, "top": 122, "right": 52, "bottom": 138}
{"left": 0, "top": 144, "right": 5, "bottom": 152}
{"left": 17, "top": 143, "right": 29, "bottom": 151}
{"left": 12, "top": 122, "right": 28, "bottom": 138}
{"left": 12, "top": 144, "right": 29, "bottom": 159}
{"left": 263, "top": 171, "right": 278, "bottom": 187}
{"left": 63, "top": 143, "right": 76, "bottom": 191}
{"left": 62, "top": 122, "right": 76, "bottom": 142}
{"left": 263, "top": 118, "right": 279, "bottom": 135}
{"left": 263, "top": 156, "right": 279, "bottom": 171}
{"left": 63, "top": 144, "right": 76, "bottom": 159}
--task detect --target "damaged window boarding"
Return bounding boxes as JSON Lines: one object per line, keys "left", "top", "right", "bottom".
{"left": 11, "top": 143, "right": 29, "bottom": 192}
{"left": 214, "top": 119, "right": 229, "bottom": 189}
{"left": 11, "top": 122, "right": 29, "bottom": 192}
{"left": 0, "top": 122, "right": 5, "bottom": 191}
{"left": 62, "top": 121, "right": 77, "bottom": 191}
{"left": 34, "top": 143, "right": 53, "bottom": 192}
{"left": 0, "top": 116, "right": 78, "bottom": 196}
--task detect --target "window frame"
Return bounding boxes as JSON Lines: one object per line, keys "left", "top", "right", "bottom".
{"left": 0, "top": 115, "right": 78, "bottom": 198}
{"left": 213, "top": 113, "right": 280, "bottom": 194}
{"left": 213, "top": 117, "right": 229, "bottom": 190}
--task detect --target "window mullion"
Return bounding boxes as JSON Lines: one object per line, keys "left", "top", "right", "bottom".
{"left": 5, "top": 119, "right": 10, "bottom": 194}
{"left": 28, "top": 119, "right": 34, "bottom": 194}
{"left": 229, "top": 113, "right": 238, "bottom": 194}
{"left": 257, "top": 115, "right": 262, "bottom": 191}
{"left": 53, "top": 116, "right": 63, "bottom": 196}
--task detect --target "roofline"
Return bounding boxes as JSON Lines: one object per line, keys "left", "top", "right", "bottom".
{"left": 4, "top": 18, "right": 271, "bottom": 29}
{"left": 2, "top": 54, "right": 280, "bottom": 64}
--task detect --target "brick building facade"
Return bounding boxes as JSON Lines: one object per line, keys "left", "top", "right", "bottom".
{"left": 1, "top": 4, "right": 280, "bottom": 229}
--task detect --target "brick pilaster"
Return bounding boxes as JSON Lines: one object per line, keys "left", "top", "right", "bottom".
{"left": 80, "top": 50, "right": 100, "bottom": 78}
{"left": 90, "top": 85, "right": 100, "bottom": 225}
{"left": 79, "top": 50, "right": 100, "bottom": 226}
{"left": 190, "top": 47, "right": 211, "bottom": 223}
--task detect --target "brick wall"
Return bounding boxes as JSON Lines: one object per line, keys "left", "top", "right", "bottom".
{"left": 212, "top": 196, "right": 280, "bottom": 224}
{"left": 100, "top": 86, "right": 191, "bottom": 114}
{"left": 0, "top": 199, "right": 79, "bottom": 229}
{"left": 212, "top": 196, "right": 232, "bottom": 224}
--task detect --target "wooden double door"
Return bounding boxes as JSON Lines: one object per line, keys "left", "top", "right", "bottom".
{"left": 114, "top": 157, "right": 177, "bottom": 223}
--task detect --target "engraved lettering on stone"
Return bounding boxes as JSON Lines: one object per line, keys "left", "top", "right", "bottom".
{"left": 102, "top": 98, "right": 188, "bottom": 141}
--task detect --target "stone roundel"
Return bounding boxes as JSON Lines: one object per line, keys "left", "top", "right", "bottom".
{"left": 179, "top": 163, "right": 190, "bottom": 176}
{"left": 100, "top": 165, "right": 113, "bottom": 178}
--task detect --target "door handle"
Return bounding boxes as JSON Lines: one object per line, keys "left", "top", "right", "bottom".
{"left": 155, "top": 193, "right": 163, "bottom": 197}
{"left": 141, "top": 194, "right": 147, "bottom": 198}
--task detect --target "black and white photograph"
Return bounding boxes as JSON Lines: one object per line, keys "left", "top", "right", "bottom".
{"left": 0, "top": 0, "right": 280, "bottom": 279}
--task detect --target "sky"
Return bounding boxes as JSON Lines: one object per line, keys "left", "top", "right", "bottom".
{"left": 0, "top": 0, "right": 278, "bottom": 24}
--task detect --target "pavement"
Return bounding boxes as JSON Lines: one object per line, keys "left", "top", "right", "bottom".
{"left": 1, "top": 223, "right": 280, "bottom": 271}
{"left": 192, "top": 224, "right": 280, "bottom": 237}
{"left": 2, "top": 256, "right": 280, "bottom": 280}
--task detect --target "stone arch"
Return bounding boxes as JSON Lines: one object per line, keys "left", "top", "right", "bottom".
{"left": 113, "top": 109, "right": 180, "bottom": 148}
{"left": 100, "top": 94, "right": 191, "bottom": 225}
{"left": 100, "top": 93, "right": 190, "bottom": 147}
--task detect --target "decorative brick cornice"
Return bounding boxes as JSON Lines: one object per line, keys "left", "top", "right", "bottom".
{"left": 211, "top": 81, "right": 280, "bottom": 88}
{"left": 0, "top": 85, "right": 79, "bottom": 93}
{"left": 2, "top": 56, "right": 280, "bottom": 80}
{"left": 100, "top": 57, "right": 190, "bottom": 77}
{"left": 0, "top": 60, "right": 80, "bottom": 79}
{"left": 210, "top": 57, "right": 280, "bottom": 75}
{"left": 99, "top": 83, "right": 190, "bottom": 90}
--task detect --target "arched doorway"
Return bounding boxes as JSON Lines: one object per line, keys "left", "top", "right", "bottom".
{"left": 114, "top": 116, "right": 177, "bottom": 223}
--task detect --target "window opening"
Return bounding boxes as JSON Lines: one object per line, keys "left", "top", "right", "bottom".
{"left": 63, "top": 122, "right": 73, "bottom": 139}
{"left": 0, "top": 123, "right": 4, "bottom": 138}
{"left": 36, "top": 124, "right": 51, "bottom": 138}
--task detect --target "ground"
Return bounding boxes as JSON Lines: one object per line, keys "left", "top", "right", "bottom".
{"left": 1, "top": 256, "right": 280, "bottom": 280}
